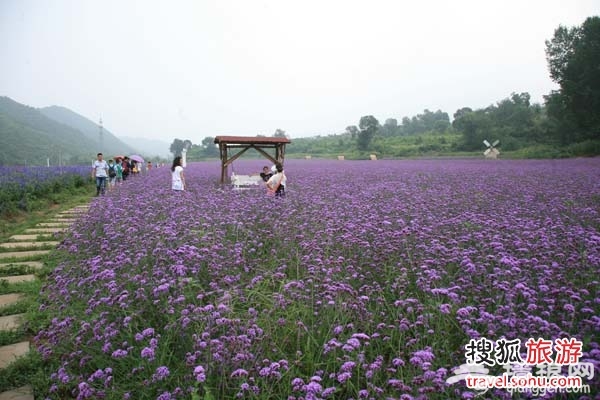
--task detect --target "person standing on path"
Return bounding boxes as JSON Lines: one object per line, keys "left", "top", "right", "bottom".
{"left": 122, "top": 157, "right": 131, "bottom": 181}
{"left": 107, "top": 159, "right": 117, "bottom": 192}
{"left": 115, "top": 159, "right": 124, "bottom": 185}
{"left": 92, "top": 152, "right": 108, "bottom": 196}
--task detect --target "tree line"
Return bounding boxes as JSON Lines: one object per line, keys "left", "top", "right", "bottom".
{"left": 170, "top": 16, "right": 599, "bottom": 160}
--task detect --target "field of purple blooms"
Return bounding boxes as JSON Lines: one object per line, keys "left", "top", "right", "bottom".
{"left": 36, "top": 158, "right": 599, "bottom": 399}
{"left": 0, "top": 165, "right": 90, "bottom": 215}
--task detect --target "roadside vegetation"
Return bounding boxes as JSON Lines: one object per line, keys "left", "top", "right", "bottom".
{"left": 0, "top": 165, "right": 92, "bottom": 394}
{"left": 0, "top": 165, "right": 94, "bottom": 239}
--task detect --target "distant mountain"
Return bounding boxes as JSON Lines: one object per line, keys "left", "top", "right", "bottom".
{"left": 120, "top": 136, "right": 171, "bottom": 159}
{"left": 40, "top": 105, "right": 136, "bottom": 156}
{"left": 0, "top": 96, "right": 100, "bottom": 165}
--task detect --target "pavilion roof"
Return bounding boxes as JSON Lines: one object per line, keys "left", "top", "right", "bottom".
{"left": 214, "top": 136, "right": 291, "bottom": 145}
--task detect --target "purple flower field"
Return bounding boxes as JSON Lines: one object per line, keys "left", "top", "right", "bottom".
{"left": 0, "top": 165, "right": 90, "bottom": 213}
{"left": 36, "top": 158, "right": 600, "bottom": 399}
{"left": 0, "top": 165, "right": 90, "bottom": 187}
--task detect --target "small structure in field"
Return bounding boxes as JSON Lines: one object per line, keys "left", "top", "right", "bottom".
{"left": 370, "top": 154, "right": 377, "bottom": 160}
{"left": 214, "top": 136, "right": 290, "bottom": 183}
{"left": 338, "top": 155, "right": 345, "bottom": 161}
{"left": 483, "top": 139, "right": 500, "bottom": 159}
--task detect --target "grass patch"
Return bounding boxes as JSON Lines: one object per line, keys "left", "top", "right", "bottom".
{"left": 0, "top": 298, "right": 34, "bottom": 317}
{"left": 0, "top": 279, "right": 41, "bottom": 296}
{"left": 0, "top": 190, "right": 91, "bottom": 242}
{"left": 0, "top": 351, "right": 57, "bottom": 396}
{"left": 0, "top": 265, "right": 40, "bottom": 277}
{"left": 0, "top": 329, "right": 25, "bottom": 347}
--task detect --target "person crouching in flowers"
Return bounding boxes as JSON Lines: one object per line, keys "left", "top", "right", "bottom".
{"left": 266, "top": 162, "right": 286, "bottom": 197}
{"left": 171, "top": 156, "right": 185, "bottom": 191}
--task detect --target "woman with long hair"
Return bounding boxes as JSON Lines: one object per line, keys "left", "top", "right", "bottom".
{"left": 171, "top": 156, "right": 185, "bottom": 191}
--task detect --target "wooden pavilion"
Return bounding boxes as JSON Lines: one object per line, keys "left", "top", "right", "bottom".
{"left": 213, "top": 136, "right": 291, "bottom": 183}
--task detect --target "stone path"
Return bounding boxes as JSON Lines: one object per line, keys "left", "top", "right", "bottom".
{"left": 0, "top": 204, "right": 89, "bottom": 399}
{"left": 0, "top": 242, "right": 60, "bottom": 250}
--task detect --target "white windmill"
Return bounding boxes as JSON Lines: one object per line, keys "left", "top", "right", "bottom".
{"left": 483, "top": 139, "right": 500, "bottom": 159}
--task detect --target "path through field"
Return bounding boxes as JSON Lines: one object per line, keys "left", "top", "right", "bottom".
{"left": 0, "top": 205, "right": 88, "bottom": 399}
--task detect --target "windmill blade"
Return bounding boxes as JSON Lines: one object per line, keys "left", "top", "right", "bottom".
{"left": 484, "top": 148, "right": 491, "bottom": 156}
{"left": 492, "top": 140, "right": 500, "bottom": 147}
{"left": 483, "top": 140, "right": 491, "bottom": 147}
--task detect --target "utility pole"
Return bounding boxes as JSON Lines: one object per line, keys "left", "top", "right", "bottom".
{"left": 99, "top": 117, "right": 104, "bottom": 153}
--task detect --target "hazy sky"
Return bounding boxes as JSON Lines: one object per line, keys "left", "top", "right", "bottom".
{"left": 1, "top": 1, "right": 598, "bottom": 144}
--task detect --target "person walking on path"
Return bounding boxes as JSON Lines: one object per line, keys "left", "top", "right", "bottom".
{"left": 122, "top": 157, "right": 131, "bottom": 181}
{"left": 92, "top": 152, "right": 108, "bottom": 196}
{"left": 171, "top": 156, "right": 185, "bottom": 191}
{"left": 115, "top": 159, "right": 124, "bottom": 185}
{"left": 107, "top": 159, "right": 117, "bottom": 192}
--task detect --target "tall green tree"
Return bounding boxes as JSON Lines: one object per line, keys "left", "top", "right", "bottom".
{"left": 545, "top": 16, "right": 600, "bottom": 141}
{"left": 273, "top": 129, "right": 287, "bottom": 138}
{"left": 382, "top": 118, "right": 398, "bottom": 137}
{"left": 201, "top": 137, "right": 219, "bottom": 157}
{"left": 452, "top": 109, "right": 492, "bottom": 151}
{"left": 488, "top": 92, "right": 541, "bottom": 141}
{"left": 357, "top": 116, "right": 379, "bottom": 150}
{"left": 399, "top": 109, "right": 450, "bottom": 135}
{"left": 169, "top": 139, "right": 185, "bottom": 156}
{"left": 345, "top": 125, "right": 359, "bottom": 139}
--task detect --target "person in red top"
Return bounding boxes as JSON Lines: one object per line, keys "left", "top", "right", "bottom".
{"left": 122, "top": 157, "right": 131, "bottom": 181}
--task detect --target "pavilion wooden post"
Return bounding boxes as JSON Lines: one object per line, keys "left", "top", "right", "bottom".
{"left": 214, "top": 136, "right": 291, "bottom": 183}
{"left": 218, "top": 142, "right": 229, "bottom": 184}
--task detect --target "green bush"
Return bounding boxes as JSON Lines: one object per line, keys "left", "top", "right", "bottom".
{"left": 565, "top": 139, "right": 600, "bottom": 157}
{"left": 507, "top": 144, "right": 564, "bottom": 159}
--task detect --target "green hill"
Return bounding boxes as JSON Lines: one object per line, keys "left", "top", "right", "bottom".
{"left": 0, "top": 97, "right": 139, "bottom": 166}
{"left": 0, "top": 96, "right": 101, "bottom": 165}
{"left": 40, "top": 105, "right": 135, "bottom": 156}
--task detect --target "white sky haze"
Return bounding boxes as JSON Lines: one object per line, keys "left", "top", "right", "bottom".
{"left": 1, "top": 0, "right": 598, "bottom": 144}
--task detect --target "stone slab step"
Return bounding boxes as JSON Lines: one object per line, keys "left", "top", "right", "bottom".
{"left": 59, "top": 211, "right": 87, "bottom": 215}
{"left": 8, "top": 235, "right": 53, "bottom": 241}
{"left": 24, "top": 228, "right": 66, "bottom": 234}
{"left": 62, "top": 207, "right": 88, "bottom": 213}
{"left": 0, "top": 314, "right": 25, "bottom": 331}
{"left": 0, "top": 261, "right": 43, "bottom": 270}
{"left": 0, "top": 251, "right": 50, "bottom": 260}
{"left": 0, "top": 294, "right": 25, "bottom": 308}
{"left": 35, "top": 222, "right": 71, "bottom": 227}
{"left": 0, "top": 242, "right": 59, "bottom": 249}
{"left": 0, "top": 342, "right": 29, "bottom": 369}
{"left": 0, "top": 275, "right": 35, "bottom": 284}
{"left": 47, "top": 218, "right": 77, "bottom": 223}
{"left": 0, "top": 385, "right": 34, "bottom": 400}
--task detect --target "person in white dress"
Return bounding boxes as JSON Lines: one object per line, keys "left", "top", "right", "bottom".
{"left": 171, "top": 156, "right": 185, "bottom": 191}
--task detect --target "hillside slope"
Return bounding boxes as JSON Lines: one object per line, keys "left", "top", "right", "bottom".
{"left": 40, "top": 105, "right": 135, "bottom": 155}
{"left": 0, "top": 97, "right": 99, "bottom": 165}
